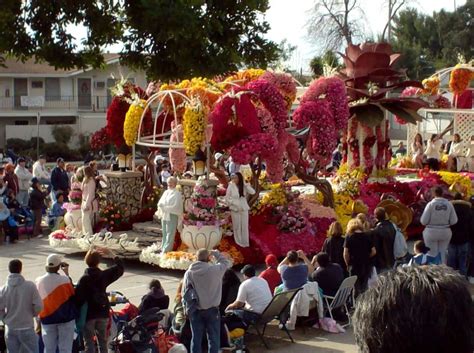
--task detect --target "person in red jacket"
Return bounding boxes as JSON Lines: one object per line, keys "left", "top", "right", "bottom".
{"left": 259, "top": 254, "right": 281, "bottom": 294}
{"left": 3, "top": 164, "right": 19, "bottom": 197}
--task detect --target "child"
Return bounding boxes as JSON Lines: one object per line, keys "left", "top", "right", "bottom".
{"left": 160, "top": 165, "right": 171, "bottom": 188}
{"left": 28, "top": 177, "right": 50, "bottom": 238}
{"left": 48, "top": 191, "right": 66, "bottom": 230}
{"left": 408, "top": 240, "right": 441, "bottom": 266}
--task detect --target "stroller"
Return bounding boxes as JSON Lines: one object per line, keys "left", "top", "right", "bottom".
{"left": 111, "top": 308, "right": 164, "bottom": 353}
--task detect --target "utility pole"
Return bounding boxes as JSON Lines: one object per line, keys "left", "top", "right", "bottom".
{"left": 387, "top": 0, "right": 393, "bottom": 43}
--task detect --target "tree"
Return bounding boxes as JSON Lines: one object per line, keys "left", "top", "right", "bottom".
{"left": 0, "top": 0, "right": 279, "bottom": 81}
{"left": 307, "top": 0, "right": 365, "bottom": 52}
{"left": 310, "top": 50, "right": 341, "bottom": 76}
{"left": 268, "top": 39, "right": 297, "bottom": 71}
{"left": 381, "top": 0, "right": 416, "bottom": 42}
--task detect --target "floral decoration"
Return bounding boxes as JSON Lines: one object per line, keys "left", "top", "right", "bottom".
{"left": 183, "top": 181, "right": 219, "bottom": 227}
{"left": 420, "top": 76, "right": 440, "bottom": 95}
{"left": 123, "top": 99, "right": 147, "bottom": 146}
{"left": 183, "top": 100, "right": 208, "bottom": 155}
{"left": 90, "top": 127, "right": 109, "bottom": 151}
{"left": 230, "top": 133, "right": 278, "bottom": 165}
{"left": 449, "top": 65, "right": 474, "bottom": 95}
{"left": 362, "top": 124, "right": 376, "bottom": 174}
{"left": 217, "top": 237, "right": 244, "bottom": 265}
{"left": 224, "top": 69, "right": 266, "bottom": 86}
{"left": 169, "top": 123, "right": 187, "bottom": 173}
{"left": 99, "top": 202, "right": 129, "bottom": 232}
{"left": 260, "top": 71, "right": 297, "bottom": 111}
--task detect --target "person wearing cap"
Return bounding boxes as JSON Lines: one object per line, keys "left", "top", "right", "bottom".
{"left": 0, "top": 259, "right": 43, "bottom": 353}
{"left": 29, "top": 177, "right": 51, "bottom": 238}
{"left": 36, "top": 254, "right": 76, "bottom": 353}
{"left": 226, "top": 264, "right": 272, "bottom": 324}
{"left": 3, "top": 163, "right": 19, "bottom": 198}
{"left": 51, "top": 158, "right": 70, "bottom": 202}
{"left": 259, "top": 254, "right": 282, "bottom": 294}
{"left": 182, "top": 249, "right": 231, "bottom": 353}
{"left": 33, "top": 155, "right": 51, "bottom": 187}
{"left": 75, "top": 246, "right": 124, "bottom": 353}
{"left": 14, "top": 157, "right": 33, "bottom": 207}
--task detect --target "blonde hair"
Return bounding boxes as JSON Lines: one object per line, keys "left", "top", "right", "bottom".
{"left": 328, "top": 221, "right": 343, "bottom": 238}
{"left": 346, "top": 218, "right": 363, "bottom": 235}
{"left": 356, "top": 213, "right": 370, "bottom": 231}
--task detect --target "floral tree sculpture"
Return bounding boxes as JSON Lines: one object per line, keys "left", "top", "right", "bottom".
{"left": 338, "top": 43, "right": 428, "bottom": 174}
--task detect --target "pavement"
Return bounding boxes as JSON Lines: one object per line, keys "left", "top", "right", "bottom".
{"left": 0, "top": 236, "right": 358, "bottom": 353}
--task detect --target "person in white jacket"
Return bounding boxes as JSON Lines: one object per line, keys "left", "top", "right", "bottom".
{"left": 81, "top": 166, "right": 96, "bottom": 236}
{"left": 420, "top": 186, "right": 458, "bottom": 264}
{"left": 157, "top": 177, "right": 183, "bottom": 252}
{"left": 32, "top": 155, "right": 51, "bottom": 186}
{"left": 225, "top": 172, "right": 255, "bottom": 247}
{"left": 14, "top": 157, "right": 33, "bottom": 207}
{"left": 447, "top": 134, "right": 466, "bottom": 171}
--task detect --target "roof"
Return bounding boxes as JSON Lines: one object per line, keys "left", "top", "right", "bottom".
{"left": 0, "top": 53, "right": 120, "bottom": 77}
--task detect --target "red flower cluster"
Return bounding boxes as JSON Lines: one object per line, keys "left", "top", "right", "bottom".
{"left": 230, "top": 133, "right": 278, "bottom": 165}
{"left": 90, "top": 127, "right": 109, "bottom": 151}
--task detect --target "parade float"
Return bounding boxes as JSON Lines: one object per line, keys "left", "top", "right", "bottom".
{"left": 50, "top": 43, "right": 474, "bottom": 269}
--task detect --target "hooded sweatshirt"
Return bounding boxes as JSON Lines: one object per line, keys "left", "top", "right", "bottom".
{"left": 183, "top": 250, "right": 232, "bottom": 310}
{"left": 0, "top": 274, "right": 43, "bottom": 329}
{"left": 421, "top": 197, "right": 458, "bottom": 229}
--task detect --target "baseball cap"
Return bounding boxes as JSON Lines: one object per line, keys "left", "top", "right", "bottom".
{"left": 265, "top": 254, "right": 278, "bottom": 267}
{"left": 17, "top": 157, "right": 25, "bottom": 163}
{"left": 57, "top": 157, "right": 64, "bottom": 163}
{"left": 214, "top": 152, "right": 223, "bottom": 161}
{"left": 240, "top": 264, "right": 256, "bottom": 277}
{"left": 46, "top": 254, "right": 63, "bottom": 269}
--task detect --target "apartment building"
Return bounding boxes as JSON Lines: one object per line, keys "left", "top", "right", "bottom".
{"left": 0, "top": 54, "right": 147, "bottom": 147}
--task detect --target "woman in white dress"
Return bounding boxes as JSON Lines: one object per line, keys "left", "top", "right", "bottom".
{"left": 81, "top": 166, "right": 96, "bottom": 236}
{"left": 226, "top": 172, "right": 255, "bottom": 247}
{"left": 412, "top": 133, "right": 424, "bottom": 169}
{"left": 424, "top": 134, "right": 443, "bottom": 171}
{"left": 447, "top": 134, "right": 466, "bottom": 171}
{"left": 157, "top": 177, "right": 183, "bottom": 253}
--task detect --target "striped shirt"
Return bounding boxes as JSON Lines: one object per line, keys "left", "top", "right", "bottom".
{"left": 36, "top": 273, "right": 76, "bottom": 324}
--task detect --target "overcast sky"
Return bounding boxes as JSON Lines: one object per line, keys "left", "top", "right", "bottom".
{"left": 266, "top": 0, "right": 467, "bottom": 71}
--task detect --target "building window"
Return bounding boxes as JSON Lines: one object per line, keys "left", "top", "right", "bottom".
{"left": 45, "top": 78, "right": 60, "bottom": 101}
{"left": 14, "top": 120, "right": 29, "bottom": 125}
{"left": 31, "top": 80, "right": 43, "bottom": 89}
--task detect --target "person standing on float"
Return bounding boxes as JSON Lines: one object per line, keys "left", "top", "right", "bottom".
{"left": 157, "top": 176, "right": 183, "bottom": 252}
{"left": 226, "top": 172, "right": 255, "bottom": 247}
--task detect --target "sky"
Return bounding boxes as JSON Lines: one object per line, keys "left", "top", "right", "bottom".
{"left": 265, "top": 0, "right": 467, "bottom": 71}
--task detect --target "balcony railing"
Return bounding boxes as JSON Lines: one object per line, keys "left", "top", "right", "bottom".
{"left": 0, "top": 95, "right": 111, "bottom": 112}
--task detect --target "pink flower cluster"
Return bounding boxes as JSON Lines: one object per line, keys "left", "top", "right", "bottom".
{"left": 257, "top": 107, "right": 277, "bottom": 136}
{"left": 183, "top": 184, "right": 219, "bottom": 226}
{"left": 265, "top": 132, "right": 288, "bottom": 182}
{"left": 230, "top": 133, "right": 278, "bottom": 165}
{"left": 300, "top": 77, "right": 349, "bottom": 130}
{"left": 260, "top": 71, "right": 297, "bottom": 110}
{"left": 169, "top": 123, "right": 187, "bottom": 173}
{"left": 247, "top": 79, "right": 288, "bottom": 131}
{"left": 293, "top": 100, "right": 336, "bottom": 166}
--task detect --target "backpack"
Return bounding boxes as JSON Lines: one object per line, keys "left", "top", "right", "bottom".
{"left": 392, "top": 222, "right": 408, "bottom": 259}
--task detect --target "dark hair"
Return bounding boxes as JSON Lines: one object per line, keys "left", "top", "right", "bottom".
{"left": 453, "top": 192, "right": 463, "bottom": 201}
{"left": 241, "top": 265, "right": 256, "bottom": 278}
{"left": 235, "top": 172, "right": 244, "bottom": 198}
{"left": 414, "top": 240, "right": 429, "bottom": 254}
{"left": 316, "top": 252, "right": 329, "bottom": 268}
{"left": 85, "top": 251, "right": 101, "bottom": 268}
{"left": 8, "top": 259, "right": 22, "bottom": 273}
{"left": 149, "top": 279, "right": 162, "bottom": 290}
{"left": 374, "top": 207, "right": 386, "bottom": 221}
{"left": 287, "top": 250, "right": 299, "bottom": 264}
{"left": 433, "top": 186, "right": 443, "bottom": 197}
{"left": 430, "top": 134, "right": 437, "bottom": 142}
{"left": 354, "top": 266, "right": 473, "bottom": 353}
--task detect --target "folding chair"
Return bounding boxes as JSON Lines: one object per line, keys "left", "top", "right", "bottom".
{"left": 323, "top": 275, "right": 357, "bottom": 327}
{"left": 246, "top": 287, "right": 301, "bottom": 349}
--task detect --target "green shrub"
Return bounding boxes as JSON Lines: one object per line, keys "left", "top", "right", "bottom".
{"left": 51, "top": 125, "right": 74, "bottom": 145}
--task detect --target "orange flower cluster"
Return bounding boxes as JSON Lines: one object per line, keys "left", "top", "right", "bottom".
{"left": 420, "top": 76, "right": 440, "bottom": 95}
{"left": 162, "top": 251, "right": 196, "bottom": 262}
{"left": 449, "top": 66, "right": 474, "bottom": 95}
{"left": 218, "top": 238, "right": 244, "bottom": 265}
{"left": 99, "top": 203, "right": 128, "bottom": 231}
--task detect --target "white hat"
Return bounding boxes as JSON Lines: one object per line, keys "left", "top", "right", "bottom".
{"left": 214, "top": 152, "right": 223, "bottom": 160}
{"left": 46, "top": 254, "right": 63, "bottom": 268}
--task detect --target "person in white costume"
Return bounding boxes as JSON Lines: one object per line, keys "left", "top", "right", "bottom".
{"left": 157, "top": 177, "right": 183, "bottom": 253}
{"left": 467, "top": 135, "right": 474, "bottom": 172}
{"left": 447, "top": 134, "right": 466, "bottom": 171}
{"left": 81, "top": 166, "right": 96, "bottom": 236}
{"left": 226, "top": 172, "right": 255, "bottom": 247}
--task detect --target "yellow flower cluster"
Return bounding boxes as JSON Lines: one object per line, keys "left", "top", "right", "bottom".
{"left": 225, "top": 69, "right": 266, "bottom": 85}
{"left": 421, "top": 76, "right": 440, "bottom": 95}
{"left": 183, "top": 101, "right": 208, "bottom": 155}
{"left": 123, "top": 99, "right": 146, "bottom": 146}
{"left": 437, "top": 171, "right": 472, "bottom": 197}
{"left": 252, "top": 183, "right": 287, "bottom": 214}
{"left": 333, "top": 163, "right": 366, "bottom": 197}
{"left": 373, "top": 168, "right": 396, "bottom": 178}
{"left": 162, "top": 251, "right": 197, "bottom": 262}
{"left": 315, "top": 191, "right": 353, "bottom": 232}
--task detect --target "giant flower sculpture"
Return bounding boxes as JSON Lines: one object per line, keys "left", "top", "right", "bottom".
{"left": 339, "top": 43, "right": 428, "bottom": 127}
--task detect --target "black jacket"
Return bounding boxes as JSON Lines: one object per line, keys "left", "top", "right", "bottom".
{"left": 51, "top": 167, "right": 70, "bottom": 192}
{"left": 138, "top": 293, "right": 170, "bottom": 314}
{"left": 75, "top": 257, "right": 124, "bottom": 320}
{"left": 370, "top": 220, "right": 396, "bottom": 270}
{"left": 322, "top": 236, "right": 346, "bottom": 272}
{"left": 28, "top": 187, "right": 49, "bottom": 210}
{"left": 450, "top": 200, "right": 472, "bottom": 244}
